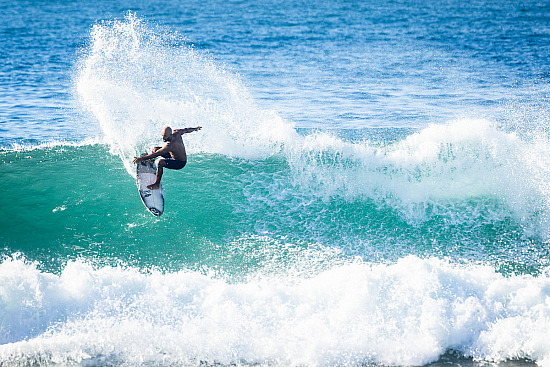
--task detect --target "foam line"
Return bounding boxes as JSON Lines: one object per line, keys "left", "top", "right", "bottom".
{"left": 0, "top": 136, "right": 105, "bottom": 153}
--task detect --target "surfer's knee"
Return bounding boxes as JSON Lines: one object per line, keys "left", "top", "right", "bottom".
{"left": 152, "top": 146, "right": 162, "bottom": 153}
{"left": 157, "top": 159, "right": 167, "bottom": 168}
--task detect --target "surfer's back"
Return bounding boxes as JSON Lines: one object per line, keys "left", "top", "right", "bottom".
{"left": 167, "top": 130, "right": 187, "bottom": 161}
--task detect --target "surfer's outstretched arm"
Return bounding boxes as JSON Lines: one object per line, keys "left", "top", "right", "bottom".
{"left": 175, "top": 126, "right": 202, "bottom": 135}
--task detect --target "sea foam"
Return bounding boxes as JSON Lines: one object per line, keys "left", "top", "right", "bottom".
{"left": 0, "top": 256, "right": 549, "bottom": 366}
{"left": 285, "top": 119, "right": 550, "bottom": 236}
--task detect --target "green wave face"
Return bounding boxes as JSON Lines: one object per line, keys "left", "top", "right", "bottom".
{"left": 2, "top": 135, "right": 548, "bottom": 277}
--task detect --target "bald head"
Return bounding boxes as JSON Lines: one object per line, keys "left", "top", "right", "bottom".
{"left": 162, "top": 126, "right": 172, "bottom": 142}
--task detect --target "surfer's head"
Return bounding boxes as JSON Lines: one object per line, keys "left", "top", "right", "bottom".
{"left": 162, "top": 126, "right": 173, "bottom": 142}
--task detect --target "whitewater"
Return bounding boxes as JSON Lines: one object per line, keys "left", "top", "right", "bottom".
{"left": 1, "top": 256, "right": 549, "bottom": 366}
{"left": 2, "top": 4, "right": 550, "bottom": 367}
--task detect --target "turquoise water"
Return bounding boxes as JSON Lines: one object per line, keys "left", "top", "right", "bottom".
{"left": 2, "top": 138, "right": 549, "bottom": 274}
{"left": 1, "top": 1, "right": 550, "bottom": 366}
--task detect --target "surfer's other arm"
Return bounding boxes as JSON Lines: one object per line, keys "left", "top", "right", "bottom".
{"left": 132, "top": 146, "right": 170, "bottom": 164}
{"left": 174, "top": 126, "right": 202, "bottom": 135}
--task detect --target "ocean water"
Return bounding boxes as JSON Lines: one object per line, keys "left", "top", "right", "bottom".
{"left": 1, "top": 0, "right": 550, "bottom": 366}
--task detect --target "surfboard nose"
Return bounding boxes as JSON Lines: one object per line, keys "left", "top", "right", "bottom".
{"left": 136, "top": 156, "right": 164, "bottom": 216}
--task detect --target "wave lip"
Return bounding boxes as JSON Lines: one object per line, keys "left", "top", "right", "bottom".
{"left": 284, "top": 119, "right": 550, "bottom": 238}
{"left": 1, "top": 256, "right": 549, "bottom": 366}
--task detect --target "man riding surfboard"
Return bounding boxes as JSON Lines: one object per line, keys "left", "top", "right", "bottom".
{"left": 133, "top": 126, "right": 202, "bottom": 190}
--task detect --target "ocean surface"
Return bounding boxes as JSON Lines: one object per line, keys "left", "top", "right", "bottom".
{"left": 1, "top": 0, "right": 550, "bottom": 366}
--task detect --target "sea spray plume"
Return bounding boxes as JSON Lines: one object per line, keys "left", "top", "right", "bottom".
{"left": 76, "top": 13, "right": 297, "bottom": 175}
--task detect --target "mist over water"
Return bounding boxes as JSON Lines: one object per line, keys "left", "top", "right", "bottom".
{"left": 2, "top": 5, "right": 550, "bottom": 367}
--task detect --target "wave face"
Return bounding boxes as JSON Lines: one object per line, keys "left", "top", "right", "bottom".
{"left": 2, "top": 10, "right": 550, "bottom": 367}
{"left": 73, "top": 14, "right": 550, "bottom": 248}
{"left": 2, "top": 121, "right": 550, "bottom": 271}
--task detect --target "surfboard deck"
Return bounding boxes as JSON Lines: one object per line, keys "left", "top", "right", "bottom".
{"left": 136, "top": 158, "right": 164, "bottom": 217}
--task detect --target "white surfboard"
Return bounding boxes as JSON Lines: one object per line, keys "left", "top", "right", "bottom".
{"left": 136, "top": 158, "right": 164, "bottom": 217}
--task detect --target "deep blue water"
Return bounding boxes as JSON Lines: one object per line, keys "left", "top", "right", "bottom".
{"left": 1, "top": 1, "right": 550, "bottom": 366}
{"left": 3, "top": 0, "right": 550, "bottom": 138}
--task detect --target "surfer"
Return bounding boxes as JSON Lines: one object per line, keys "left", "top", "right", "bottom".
{"left": 133, "top": 126, "right": 202, "bottom": 190}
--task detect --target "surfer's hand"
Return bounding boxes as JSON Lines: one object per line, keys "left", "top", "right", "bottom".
{"left": 132, "top": 157, "right": 141, "bottom": 164}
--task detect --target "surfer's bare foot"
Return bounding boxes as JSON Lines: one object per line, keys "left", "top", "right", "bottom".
{"left": 147, "top": 183, "right": 160, "bottom": 190}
